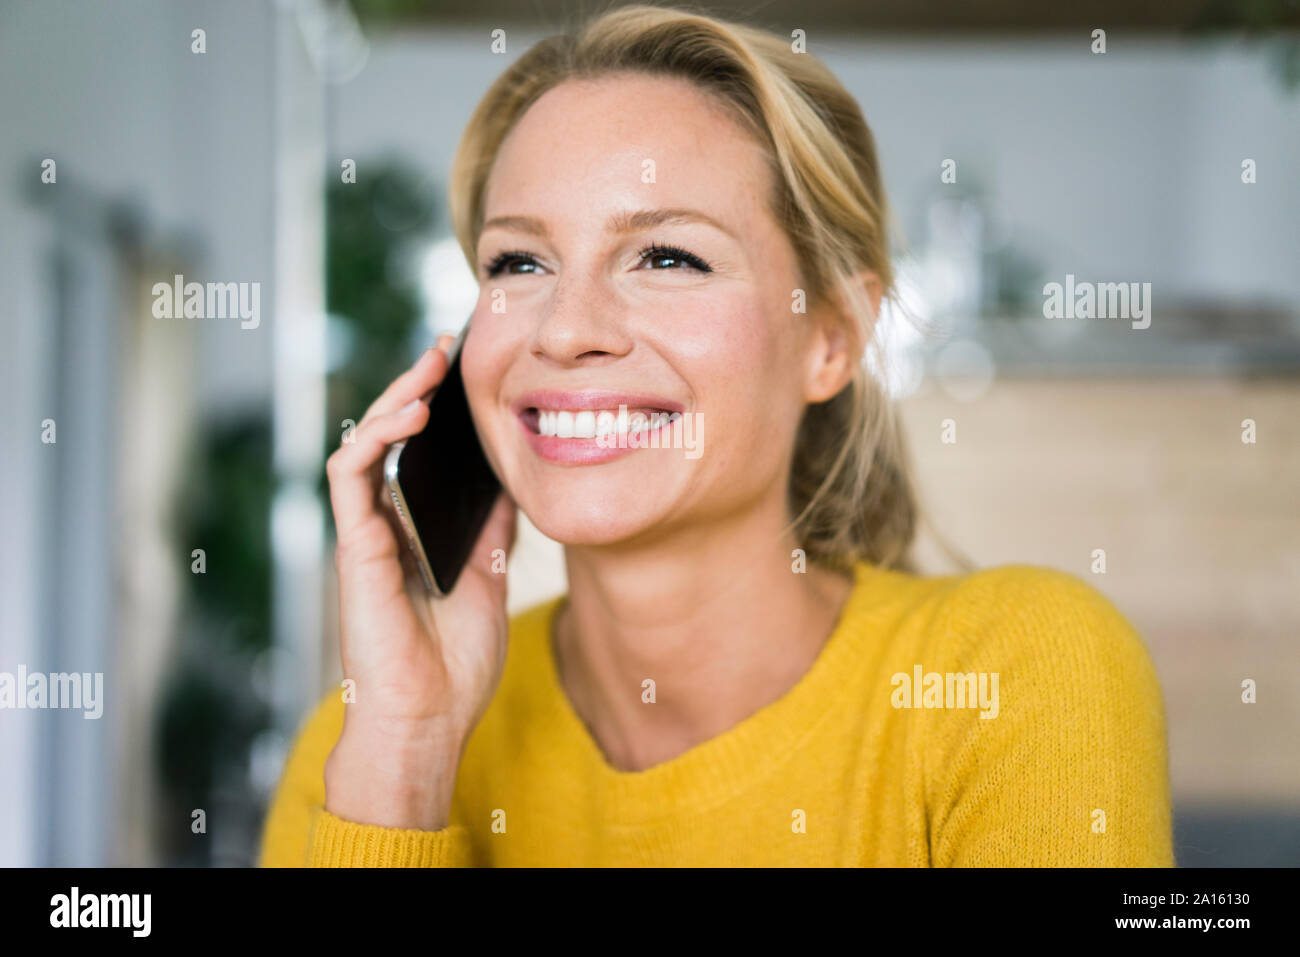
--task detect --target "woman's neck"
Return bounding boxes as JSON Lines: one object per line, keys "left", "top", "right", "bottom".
{"left": 553, "top": 503, "right": 855, "bottom": 773}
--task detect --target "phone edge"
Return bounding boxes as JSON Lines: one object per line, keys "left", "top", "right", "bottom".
{"left": 384, "top": 442, "right": 445, "bottom": 598}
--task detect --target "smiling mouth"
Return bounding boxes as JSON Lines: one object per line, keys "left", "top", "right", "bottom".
{"left": 521, "top": 406, "right": 682, "bottom": 438}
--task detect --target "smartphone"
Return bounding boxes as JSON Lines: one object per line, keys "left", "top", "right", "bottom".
{"left": 384, "top": 324, "right": 502, "bottom": 596}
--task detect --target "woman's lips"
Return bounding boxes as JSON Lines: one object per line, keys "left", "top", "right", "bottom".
{"left": 511, "top": 390, "right": 687, "bottom": 465}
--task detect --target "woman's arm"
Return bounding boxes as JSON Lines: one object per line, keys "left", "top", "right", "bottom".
{"left": 262, "top": 337, "right": 515, "bottom": 867}
{"left": 258, "top": 691, "right": 476, "bottom": 867}
{"left": 921, "top": 565, "right": 1174, "bottom": 867}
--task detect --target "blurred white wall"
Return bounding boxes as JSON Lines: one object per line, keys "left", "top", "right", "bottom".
{"left": 0, "top": 0, "right": 277, "bottom": 866}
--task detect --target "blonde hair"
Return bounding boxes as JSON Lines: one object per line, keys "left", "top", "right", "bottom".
{"left": 451, "top": 3, "right": 943, "bottom": 574}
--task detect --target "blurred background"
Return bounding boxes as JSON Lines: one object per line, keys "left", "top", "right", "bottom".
{"left": 1, "top": 0, "right": 1297, "bottom": 866}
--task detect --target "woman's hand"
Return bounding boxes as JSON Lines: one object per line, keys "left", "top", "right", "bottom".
{"left": 321, "top": 334, "right": 517, "bottom": 830}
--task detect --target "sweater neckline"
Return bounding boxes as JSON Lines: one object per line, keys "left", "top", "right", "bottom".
{"left": 534, "top": 561, "right": 889, "bottom": 826}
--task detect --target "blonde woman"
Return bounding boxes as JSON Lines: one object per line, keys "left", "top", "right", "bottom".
{"left": 259, "top": 5, "right": 1172, "bottom": 867}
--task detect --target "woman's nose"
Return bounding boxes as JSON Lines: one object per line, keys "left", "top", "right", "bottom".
{"left": 528, "top": 270, "right": 634, "bottom": 364}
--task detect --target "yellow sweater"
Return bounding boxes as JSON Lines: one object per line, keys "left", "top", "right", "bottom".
{"left": 258, "top": 562, "right": 1174, "bottom": 866}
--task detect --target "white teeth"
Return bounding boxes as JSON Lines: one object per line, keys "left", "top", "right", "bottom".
{"left": 534, "top": 408, "right": 677, "bottom": 438}
{"left": 574, "top": 410, "right": 596, "bottom": 438}
{"left": 555, "top": 410, "right": 574, "bottom": 438}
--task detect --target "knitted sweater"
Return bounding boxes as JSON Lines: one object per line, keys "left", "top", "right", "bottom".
{"left": 258, "top": 562, "right": 1174, "bottom": 866}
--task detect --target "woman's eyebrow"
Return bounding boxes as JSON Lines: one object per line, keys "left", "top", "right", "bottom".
{"left": 481, "top": 207, "right": 735, "bottom": 240}
{"left": 606, "top": 207, "right": 735, "bottom": 238}
{"left": 481, "top": 214, "right": 550, "bottom": 238}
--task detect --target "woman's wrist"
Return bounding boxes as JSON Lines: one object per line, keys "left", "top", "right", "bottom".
{"left": 323, "top": 718, "right": 466, "bottom": 831}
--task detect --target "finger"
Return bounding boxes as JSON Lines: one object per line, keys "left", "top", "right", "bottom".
{"left": 358, "top": 346, "right": 449, "bottom": 428}
{"left": 327, "top": 401, "right": 431, "bottom": 542}
{"left": 410, "top": 334, "right": 460, "bottom": 406}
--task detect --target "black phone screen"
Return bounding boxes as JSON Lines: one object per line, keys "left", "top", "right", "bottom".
{"left": 393, "top": 345, "right": 502, "bottom": 594}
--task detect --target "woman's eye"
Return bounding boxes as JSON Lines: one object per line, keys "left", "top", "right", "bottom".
{"left": 638, "top": 243, "right": 712, "bottom": 273}
{"left": 483, "top": 251, "right": 540, "bottom": 277}
{"left": 483, "top": 244, "right": 713, "bottom": 277}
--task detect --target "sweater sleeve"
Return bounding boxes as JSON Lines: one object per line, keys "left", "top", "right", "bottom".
{"left": 257, "top": 691, "right": 476, "bottom": 867}
{"left": 921, "top": 565, "right": 1174, "bottom": 867}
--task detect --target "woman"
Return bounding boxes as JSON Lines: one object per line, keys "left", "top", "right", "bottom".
{"left": 259, "top": 4, "right": 1173, "bottom": 867}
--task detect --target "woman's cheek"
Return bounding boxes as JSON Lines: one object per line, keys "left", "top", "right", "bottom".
{"left": 459, "top": 323, "right": 508, "bottom": 466}
{"left": 459, "top": 329, "right": 486, "bottom": 413}
{"left": 646, "top": 294, "right": 746, "bottom": 359}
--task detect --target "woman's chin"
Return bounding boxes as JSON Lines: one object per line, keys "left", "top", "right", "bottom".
{"left": 495, "top": 442, "right": 704, "bottom": 546}
{"left": 521, "top": 495, "right": 677, "bottom": 548}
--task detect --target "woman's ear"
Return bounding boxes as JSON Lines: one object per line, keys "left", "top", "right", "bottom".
{"left": 803, "top": 271, "right": 880, "bottom": 403}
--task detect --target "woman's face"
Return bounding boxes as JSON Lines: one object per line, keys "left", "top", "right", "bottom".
{"left": 462, "top": 72, "right": 850, "bottom": 549}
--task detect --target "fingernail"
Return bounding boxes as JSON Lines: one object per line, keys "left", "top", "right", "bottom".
{"left": 400, "top": 398, "right": 423, "bottom": 414}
